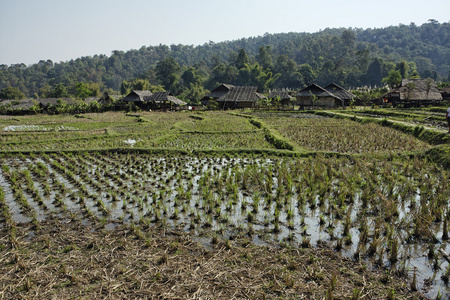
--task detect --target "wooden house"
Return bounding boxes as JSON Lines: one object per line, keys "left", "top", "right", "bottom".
{"left": 216, "top": 86, "right": 265, "bottom": 109}
{"left": 380, "top": 79, "right": 442, "bottom": 107}
{"left": 295, "top": 84, "right": 343, "bottom": 109}
{"left": 324, "top": 83, "right": 359, "bottom": 106}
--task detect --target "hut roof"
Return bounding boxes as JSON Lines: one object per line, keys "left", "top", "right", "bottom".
{"left": 217, "top": 86, "right": 265, "bottom": 102}
{"left": 268, "top": 91, "right": 294, "bottom": 100}
{"left": 122, "top": 90, "right": 153, "bottom": 102}
{"left": 297, "top": 83, "right": 342, "bottom": 101}
{"left": 383, "top": 79, "right": 442, "bottom": 101}
{"left": 37, "top": 98, "right": 77, "bottom": 106}
{"left": 85, "top": 97, "right": 101, "bottom": 104}
{"left": 0, "top": 99, "right": 37, "bottom": 110}
{"left": 203, "top": 84, "right": 235, "bottom": 100}
{"left": 147, "top": 92, "right": 186, "bottom": 106}
{"left": 324, "top": 83, "right": 359, "bottom": 100}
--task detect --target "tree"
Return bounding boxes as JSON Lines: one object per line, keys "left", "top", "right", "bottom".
{"left": 235, "top": 48, "right": 250, "bottom": 69}
{"left": 155, "top": 57, "right": 181, "bottom": 91}
{"left": 49, "top": 83, "right": 69, "bottom": 98}
{"left": 256, "top": 46, "right": 273, "bottom": 70}
{"left": 309, "top": 91, "right": 319, "bottom": 109}
{"left": 382, "top": 70, "right": 402, "bottom": 88}
{"left": 396, "top": 60, "right": 409, "bottom": 79}
{"left": 236, "top": 63, "right": 280, "bottom": 92}
{"left": 366, "top": 58, "right": 383, "bottom": 86}
{"left": 0, "top": 86, "right": 25, "bottom": 100}
{"left": 298, "top": 63, "right": 315, "bottom": 85}
{"left": 179, "top": 83, "right": 208, "bottom": 104}
{"left": 341, "top": 30, "right": 356, "bottom": 49}
{"left": 75, "top": 82, "right": 94, "bottom": 99}
{"left": 132, "top": 79, "right": 150, "bottom": 91}
{"left": 181, "top": 67, "right": 203, "bottom": 89}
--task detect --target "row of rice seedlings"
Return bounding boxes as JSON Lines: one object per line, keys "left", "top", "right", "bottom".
{"left": 39, "top": 155, "right": 101, "bottom": 220}
{"left": 76, "top": 154, "right": 169, "bottom": 222}
{"left": 0, "top": 185, "right": 15, "bottom": 227}
{"left": 3, "top": 152, "right": 449, "bottom": 292}
{"left": 1, "top": 165, "right": 33, "bottom": 214}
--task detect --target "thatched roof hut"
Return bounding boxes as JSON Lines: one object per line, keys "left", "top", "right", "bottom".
{"left": 296, "top": 84, "right": 343, "bottom": 109}
{"left": 37, "top": 98, "right": 75, "bottom": 107}
{"left": 147, "top": 92, "right": 186, "bottom": 106}
{"left": 202, "top": 84, "right": 235, "bottom": 102}
{"left": 381, "top": 78, "right": 442, "bottom": 107}
{"left": 121, "top": 91, "right": 153, "bottom": 103}
{"left": 0, "top": 99, "right": 37, "bottom": 111}
{"left": 216, "top": 86, "right": 265, "bottom": 109}
{"left": 324, "top": 83, "right": 359, "bottom": 106}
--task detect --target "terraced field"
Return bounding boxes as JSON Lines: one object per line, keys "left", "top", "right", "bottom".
{"left": 1, "top": 109, "right": 449, "bottom": 298}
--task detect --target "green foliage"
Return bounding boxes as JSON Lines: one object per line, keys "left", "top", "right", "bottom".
{"left": 155, "top": 57, "right": 181, "bottom": 91}
{"left": 0, "top": 86, "right": 25, "bottom": 100}
{"left": 236, "top": 63, "right": 280, "bottom": 92}
{"left": 1, "top": 22, "right": 449, "bottom": 98}
{"left": 383, "top": 70, "right": 402, "bottom": 88}
{"left": 49, "top": 83, "right": 69, "bottom": 98}
{"left": 75, "top": 82, "right": 100, "bottom": 99}
{"left": 120, "top": 79, "right": 151, "bottom": 95}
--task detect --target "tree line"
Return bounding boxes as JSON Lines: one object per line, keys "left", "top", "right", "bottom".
{"left": 1, "top": 21, "right": 449, "bottom": 103}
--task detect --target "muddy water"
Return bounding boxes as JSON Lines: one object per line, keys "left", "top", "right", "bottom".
{"left": 0, "top": 155, "right": 449, "bottom": 297}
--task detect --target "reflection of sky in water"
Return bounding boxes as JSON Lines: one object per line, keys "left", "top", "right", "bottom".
{"left": 123, "top": 139, "right": 137, "bottom": 146}
{"left": 3, "top": 125, "right": 77, "bottom": 131}
{"left": 0, "top": 155, "right": 448, "bottom": 298}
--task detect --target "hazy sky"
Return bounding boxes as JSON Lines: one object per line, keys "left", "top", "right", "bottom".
{"left": 0, "top": 0, "right": 449, "bottom": 65}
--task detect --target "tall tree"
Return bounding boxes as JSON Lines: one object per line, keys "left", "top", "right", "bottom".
{"left": 396, "top": 60, "right": 409, "bottom": 79}
{"left": 366, "top": 58, "right": 383, "bottom": 86}
{"left": 235, "top": 48, "right": 250, "bottom": 69}
{"left": 298, "top": 63, "right": 316, "bottom": 85}
{"left": 155, "top": 57, "right": 181, "bottom": 91}
{"left": 256, "top": 46, "right": 273, "bottom": 70}
{"left": 49, "top": 83, "right": 69, "bottom": 98}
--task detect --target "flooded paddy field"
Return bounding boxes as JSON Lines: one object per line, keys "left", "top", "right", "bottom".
{"left": 0, "top": 110, "right": 448, "bottom": 298}
{"left": 1, "top": 152, "right": 449, "bottom": 297}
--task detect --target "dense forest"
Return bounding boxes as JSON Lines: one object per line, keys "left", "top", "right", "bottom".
{"left": 1, "top": 21, "right": 449, "bottom": 103}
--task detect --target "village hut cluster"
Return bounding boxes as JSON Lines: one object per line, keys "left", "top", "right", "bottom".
{"left": 201, "top": 83, "right": 358, "bottom": 110}
{"left": 0, "top": 78, "right": 447, "bottom": 114}
{"left": 121, "top": 91, "right": 186, "bottom": 110}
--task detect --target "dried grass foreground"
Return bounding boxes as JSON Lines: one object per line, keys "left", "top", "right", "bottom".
{"left": 0, "top": 218, "right": 425, "bottom": 299}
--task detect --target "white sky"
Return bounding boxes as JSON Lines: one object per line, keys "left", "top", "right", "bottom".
{"left": 0, "top": 0, "right": 449, "bottom": 65}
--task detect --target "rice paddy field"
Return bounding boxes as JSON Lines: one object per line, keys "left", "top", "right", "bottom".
{"left": 1, "top": 109, "right": 449, "bottom": 299}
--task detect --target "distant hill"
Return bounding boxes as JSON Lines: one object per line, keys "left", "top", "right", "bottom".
{"left": 1, "top": 21, "right": 449, "bottom": 99}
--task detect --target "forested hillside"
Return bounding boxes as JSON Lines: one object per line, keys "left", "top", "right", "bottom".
{"left": 1, "top": 21, "right": 449, "bottom": 102}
